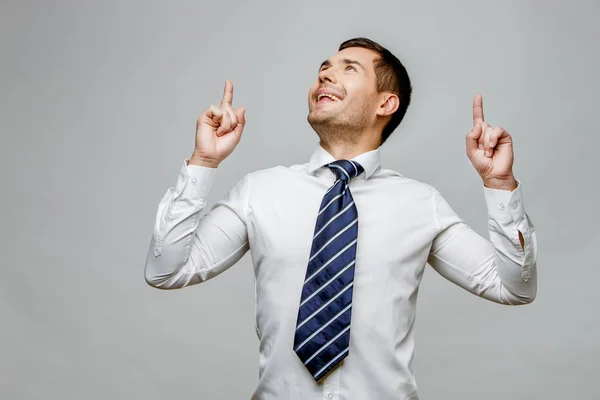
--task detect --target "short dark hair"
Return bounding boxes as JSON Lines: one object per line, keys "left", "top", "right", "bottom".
{"left": 338, "top": 37, "right": 412, "bottom": 145}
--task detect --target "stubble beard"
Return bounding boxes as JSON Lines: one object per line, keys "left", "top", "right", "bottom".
{"left": 307, "top": 104, "right": 369, "bottom": 146}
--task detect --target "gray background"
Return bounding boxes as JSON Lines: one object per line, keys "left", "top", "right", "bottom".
{"left": 1, "top": 0, "right": 598, "bottom": 399}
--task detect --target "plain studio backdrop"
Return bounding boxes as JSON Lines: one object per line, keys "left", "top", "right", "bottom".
{"left": 1, "top": 0, "right": 598, "bottom": 399}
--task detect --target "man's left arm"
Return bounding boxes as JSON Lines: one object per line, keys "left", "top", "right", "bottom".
{"left": 428, "top": 180, "right": 537, "bottom": 305}
{"left": 427, "top": 94, "right": 538, "bottom": 305}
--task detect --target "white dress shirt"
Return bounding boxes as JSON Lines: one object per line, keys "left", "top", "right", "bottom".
{"left": 145, "top": 145, "right": 538, "bottom": 400}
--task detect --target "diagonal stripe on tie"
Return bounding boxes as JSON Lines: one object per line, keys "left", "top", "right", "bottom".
{"left": 294, "top": 159, "right": 364, "bottom": 382}
{"left": 313, "top": 201, "right": 355, "bottom": 239}
{"left": 308, "top": 218, "right": 358, "bottom": 262}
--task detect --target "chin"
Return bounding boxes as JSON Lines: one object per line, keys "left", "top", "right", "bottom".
{"left": 307, "top": 110, "right": 331, "bottom": 126}
{"left": 308, "top": 113, "right": 347, "bottom": 136}
{"left": 308, "top": 104, "right": 334, "bottom": 121}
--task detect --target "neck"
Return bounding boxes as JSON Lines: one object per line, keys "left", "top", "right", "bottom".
{"left": 313, "top": 121, "right": 381, "bottom": 158}
{"left": 319, "top": 131, "right": 380, "bottom": 160}
{"left": 319, "top": 141, "right": 376, "bottom": 160}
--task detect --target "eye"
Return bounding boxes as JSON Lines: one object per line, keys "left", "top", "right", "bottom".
{"left": 346, "top": 65, "right": 357, "bottom": 72}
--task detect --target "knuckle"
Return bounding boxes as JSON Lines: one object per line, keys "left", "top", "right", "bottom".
{"left": 207, "top": 105, "right": 222, "bottom": 118}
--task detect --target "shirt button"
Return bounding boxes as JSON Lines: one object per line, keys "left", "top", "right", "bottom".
{"left": 191, "top": 178, "right": 198, "bottom": 184}
{"left": 328, "top": 394, "right": 333, "bottom": 399}
{"left": 511, "top": 201, "right": 519, "bottom": 209}
{"left": 498, "top": 203, "right": 505, "bottom": 210}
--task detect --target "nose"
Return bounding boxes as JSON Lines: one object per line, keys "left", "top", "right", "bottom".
{"left": 318, "top": 66, "right": 337, "bottom": 84}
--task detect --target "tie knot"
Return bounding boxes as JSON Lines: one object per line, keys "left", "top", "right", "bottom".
{"left": 326, "top": 160, "right": 364, "bottom": 182}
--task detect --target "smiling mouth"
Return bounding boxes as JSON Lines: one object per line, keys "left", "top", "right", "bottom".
{"left": 317, "top": 93, "right": 342, "bottom": 103}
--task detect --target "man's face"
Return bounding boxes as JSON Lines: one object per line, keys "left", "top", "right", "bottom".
{"left": 307, "top": 47, "right": 381, "bottom": 133}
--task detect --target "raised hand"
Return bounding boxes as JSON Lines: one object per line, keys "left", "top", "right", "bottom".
{"left": 465, "top": 94, "right": 517, "bottom": 190}
{"left": 190, "top": 80, "right": 246, "bottom": 168}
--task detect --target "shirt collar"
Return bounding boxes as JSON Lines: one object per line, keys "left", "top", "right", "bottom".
{"left": 307, "top": 144, "right": 381, "bottom": 179}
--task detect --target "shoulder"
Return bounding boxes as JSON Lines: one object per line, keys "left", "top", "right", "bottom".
{"left": 373, "top": 167, "right": 437, "bottom": 197}
{"left": 245, "top": 162, "right": 309, "bottom": 183}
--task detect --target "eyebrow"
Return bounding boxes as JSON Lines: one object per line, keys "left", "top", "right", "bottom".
{"left": 319, "top": 60, "right": 331, "bottom": 70}
{"left": 319, "top": 58, "right": 365, "bottom": 71}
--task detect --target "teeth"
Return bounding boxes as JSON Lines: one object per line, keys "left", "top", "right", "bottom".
{"left": 318, "top": 93, "right": 341, "bottom": 101}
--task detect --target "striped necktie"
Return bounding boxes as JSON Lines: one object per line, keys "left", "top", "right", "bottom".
{"left": 294, "top": 159, "right": 364, "bottom": 381}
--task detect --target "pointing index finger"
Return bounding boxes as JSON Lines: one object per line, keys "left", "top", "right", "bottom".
{"left": 473, "top": 94, "right": 484, "bottom": 126}
{"left": 221, "top": 80, "right": 234, "bottom": 106}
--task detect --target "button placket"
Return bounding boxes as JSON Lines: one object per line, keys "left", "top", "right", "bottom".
{"left": 508, "top": 197, "right": 524, "bottom": 223}
{"left": 321, "top": 362, "right": 341, "bottom": 400}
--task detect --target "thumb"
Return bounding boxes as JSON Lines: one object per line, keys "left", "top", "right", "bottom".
{"left": 233, "top": 107, "right": 246, "bottom": 136}
{"left": 235, "top": 106, "right": 246, "bottom": 126}
{"left": 465, "top": 124, "right": 482, "bottom": 156}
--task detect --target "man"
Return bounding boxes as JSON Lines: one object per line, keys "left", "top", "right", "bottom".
{"left": 145, "top": 37, "right": 537, "bottom": 400}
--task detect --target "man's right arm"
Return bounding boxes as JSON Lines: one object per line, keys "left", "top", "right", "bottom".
{"left": 144, "top": 159, "right": 250, "bottom": 289}
{"left": 145, "top": 80, "right": 249, "bottom": 289}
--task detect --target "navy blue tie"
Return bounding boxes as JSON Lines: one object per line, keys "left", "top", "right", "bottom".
{"left": 294, "top": 159, "right": 364, "bottom": 381}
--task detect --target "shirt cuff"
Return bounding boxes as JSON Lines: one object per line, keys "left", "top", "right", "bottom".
{"left": 174, "top": 158, "right": 217, "bottom": 201}
{"left": 483, "top": 178, "right": 525, "bottom": 222}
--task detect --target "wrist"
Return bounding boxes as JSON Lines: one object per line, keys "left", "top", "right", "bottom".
{"left": 483, "top": 175, "right": 518, "bottom": 191}
{"left": 188, "top": 153, "right": 220, "bottom": 169}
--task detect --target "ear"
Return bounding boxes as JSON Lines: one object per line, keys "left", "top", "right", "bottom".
{"left": 376, "top": 94, "right": 399, "bottom": 117}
